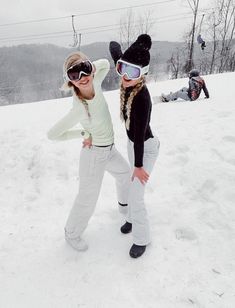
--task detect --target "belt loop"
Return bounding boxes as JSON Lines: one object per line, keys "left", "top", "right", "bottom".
{"left": 110, "top": 143, "right": 114, "bottom": 151}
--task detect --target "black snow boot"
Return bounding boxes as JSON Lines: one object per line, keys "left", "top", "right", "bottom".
{"left": 129, "top": 244, "right": 146, "bottom": 258}
{"left": 120, "top": 221, "right": 132, "bottom": 234}
{"left": 161, "top": 95, "right": 169, "bottom": 102}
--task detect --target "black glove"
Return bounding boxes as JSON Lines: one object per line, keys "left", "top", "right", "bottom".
{"left": 109, "top": 41, "right": 123, "bottom": 65}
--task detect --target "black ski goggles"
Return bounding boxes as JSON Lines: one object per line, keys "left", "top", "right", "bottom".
{"left": 65, "top": 60, "right": 93, "bottom": 81}
{"left": 116, "top": 59, "right": 149, "bottom": 80}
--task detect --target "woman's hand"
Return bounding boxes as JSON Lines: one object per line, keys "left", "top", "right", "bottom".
{"left": 131, "top": 167, "right": 149, "bottom": 185}
{"left": 82, "top": 135, "right": 92, "bottom": 148}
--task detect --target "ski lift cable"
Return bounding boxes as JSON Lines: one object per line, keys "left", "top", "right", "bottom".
{"left": 0, "top": 0, "right": 176, "bottom": 28}
{"left": 0, "top": 11, "right": 201, "bottom": 43}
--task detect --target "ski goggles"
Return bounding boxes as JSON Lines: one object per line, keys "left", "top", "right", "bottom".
{"left": 65, "top": 60, "right": 93, "bottom": 81}
{"left": 116, "top": 59, "right": 149, "bottom": 80}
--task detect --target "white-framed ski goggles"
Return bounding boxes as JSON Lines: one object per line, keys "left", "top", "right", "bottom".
{"left": 116, "top": 59, "right": 149, "bottom": 80}
{"left": 65, "top": 60, "right": 93, "bottom": 81}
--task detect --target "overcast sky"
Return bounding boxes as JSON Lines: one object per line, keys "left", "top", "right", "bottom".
{"left": 0, "top": 0, "right": 214, "bottom": 47}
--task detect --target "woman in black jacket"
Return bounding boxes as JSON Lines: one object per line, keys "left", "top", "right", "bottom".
{"left": 109, "top": 34, "right": 160, "bottom": 258}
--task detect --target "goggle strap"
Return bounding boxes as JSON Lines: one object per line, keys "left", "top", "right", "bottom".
{"left": 67, "top": 60, "right": 92, "bottom": 71}
{"left": 141, "top": 65, "right": 149, "bottom": 75}
{"left": 116, "top": 61, "right": 149, "bottom": 79}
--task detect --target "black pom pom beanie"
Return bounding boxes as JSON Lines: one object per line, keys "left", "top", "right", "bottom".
{"left": 121, "top": 34, "right": 152, "bottom": 67}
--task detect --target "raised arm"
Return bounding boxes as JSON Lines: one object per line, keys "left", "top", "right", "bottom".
{"left": 109, "top": 41, "right": 123, "bottom": 65}
{"left": 92, "top": 59, "right": 110, "bottom": 84}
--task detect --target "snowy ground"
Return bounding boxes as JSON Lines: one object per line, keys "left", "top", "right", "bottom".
{"left": 0, "top": 72, "right": 235, "bottom": 308}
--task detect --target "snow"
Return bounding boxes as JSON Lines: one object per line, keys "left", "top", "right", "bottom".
{"left": 0, "top": 72, "right": 235, "bottom": 308}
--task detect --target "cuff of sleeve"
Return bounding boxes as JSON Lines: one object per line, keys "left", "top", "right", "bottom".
{"left": 81, "top": 130, "right": 90, "bottom": 139}
{"left": 135, "top": 162, "right": 143, "bottom": 168}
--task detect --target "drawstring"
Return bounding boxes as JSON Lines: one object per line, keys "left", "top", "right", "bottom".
{"left": 81, "top": 99, "right": 91, "bottom": 120}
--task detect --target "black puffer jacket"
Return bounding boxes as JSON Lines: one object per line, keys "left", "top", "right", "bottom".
{"left": 123, "top": 85, "right": 154, "bottom": 167}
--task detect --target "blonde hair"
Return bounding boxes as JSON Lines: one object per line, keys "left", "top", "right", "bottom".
{"left": 61, "top": 51, "right": 89, "bottom": 98}
{"left": 120, "top": 76, "right": 146, "bottom": 130}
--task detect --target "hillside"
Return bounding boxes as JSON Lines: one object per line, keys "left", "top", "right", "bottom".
{"left": 0, "top": 40, "right": 185, "bottom": 105}
{"left": 0, "top": 72, "right": 235, "bottom": 308}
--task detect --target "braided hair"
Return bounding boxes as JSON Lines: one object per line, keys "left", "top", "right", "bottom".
{"left": 120, "top": 76, "right": 146, "bottom": 130}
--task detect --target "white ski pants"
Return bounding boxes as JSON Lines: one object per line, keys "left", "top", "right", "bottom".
{"left": 167, "top": 87, "right": 190, "bottom": 101}
{"left": 65, "top": 145, "right": 131, "bottom": 239}
{"left": 126, "top": 137, "right": 160, "bottom": 245}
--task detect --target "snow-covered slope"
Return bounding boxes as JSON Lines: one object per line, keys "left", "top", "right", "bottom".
{"left": 0, "top": 72, "right": 234, "bottom": 308}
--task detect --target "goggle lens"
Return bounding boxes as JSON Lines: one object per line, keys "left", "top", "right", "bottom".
{"left": 116, "top": 61, "right": 141, "bottom": 79}
{"left": 67, "top": 61, "right": 93, "bottom": 81}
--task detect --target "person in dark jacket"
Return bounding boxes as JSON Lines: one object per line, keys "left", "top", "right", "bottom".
{"left": 109, "top": 34, "right": 160, "bottom": 258}
{"left": 161, "top": 69, "right": 209, "bottom": 102}
{"left": 197, "top": 34, "right": 206, "bottom": 50}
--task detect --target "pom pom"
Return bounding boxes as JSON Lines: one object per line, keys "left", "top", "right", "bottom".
{"left": 136, "top": 34, "right": 152, "bottom": 50}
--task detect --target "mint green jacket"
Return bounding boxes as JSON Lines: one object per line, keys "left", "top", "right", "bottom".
{"left": 47, "top": 59, "right": 114, "bottom": 146}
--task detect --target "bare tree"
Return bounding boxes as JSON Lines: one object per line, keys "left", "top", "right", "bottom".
{"left": 183, "top": 0, "right": 200, "bottom": 73}
{"left": 168, "top": 54, "right": 180, "bottom": 79}
{"left": 119, "top": 10, "right": 154, "bottom": 49}
{"left": 217, "top": 0, "right": 235, "bottom": 72}
{"left": 119, "top": 10, "right": 138, "bottom": 49}
{"left": 227, "top": 50, "right": 235, "bottom": 71}
{"left": 205, "top": 0, "right": 235, "bottom": 73}
{"left": 167, "top": 48, "right": 188, "bottom": 79}
{"left": 206, "top": 11, "right": 221, "bottom": 73}
{"left": 138, "top": 11, "right": 155, "bottom": 34}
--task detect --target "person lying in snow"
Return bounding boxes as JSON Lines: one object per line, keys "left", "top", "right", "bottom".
{"left": 161, "top": 69, "right": 209, "bottom": 102}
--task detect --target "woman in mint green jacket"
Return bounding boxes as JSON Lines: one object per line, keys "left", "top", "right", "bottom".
{"left": 48, "top": 52, "right": 130, "bottom": 252}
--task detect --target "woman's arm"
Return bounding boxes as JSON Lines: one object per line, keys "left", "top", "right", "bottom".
{"left": 202, "top": 81, "right": 209, "bottom": 98}
{"left": 133, "top": 90, "right": 151, "bottom": 168}
{"left": 93, "top": 59, "right": 110, "bottom": 84}
{"left": 109, "top": 41, "right": 123, "bottom": 65}
{"left": 47, "top": 107, "right": 90, "bottom": 141}
{"left": 131, "top": 90, "right": 152, "bottom": 184}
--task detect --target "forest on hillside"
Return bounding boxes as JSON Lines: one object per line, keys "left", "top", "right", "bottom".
{"left": 0, "top": 0, "right": 234, "bottom": 105}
